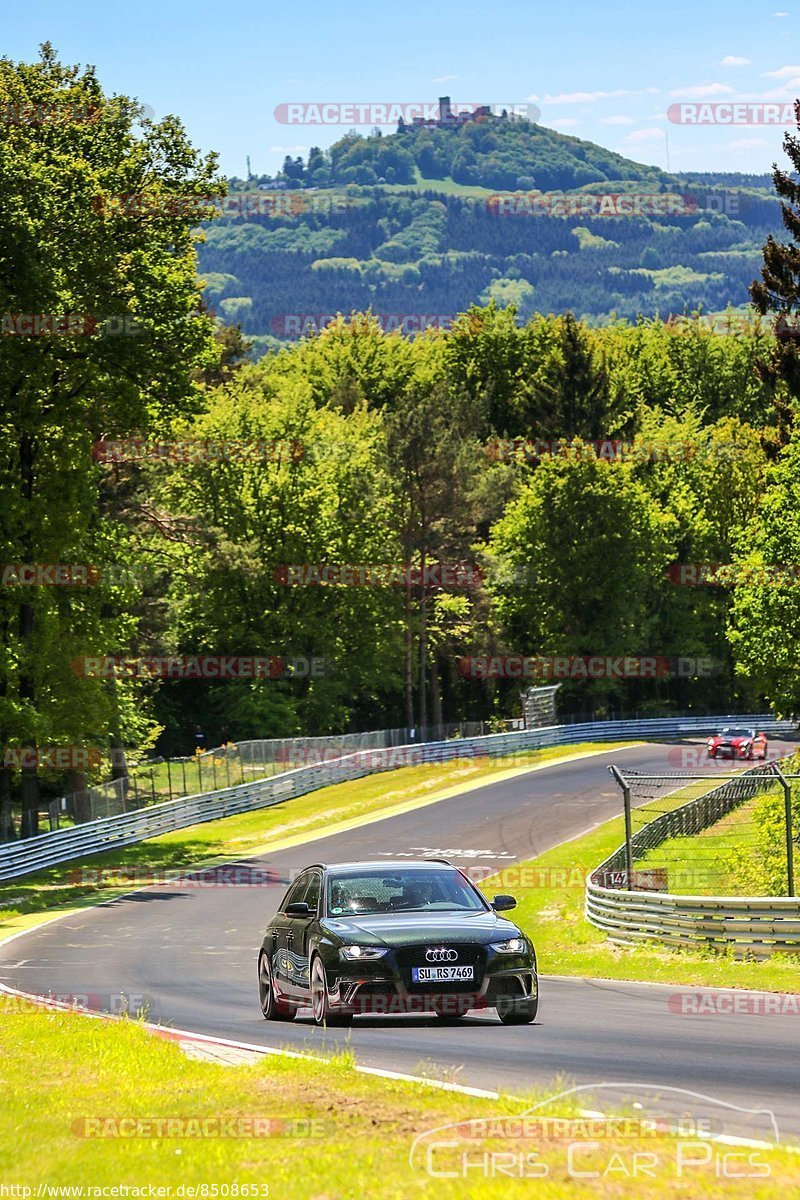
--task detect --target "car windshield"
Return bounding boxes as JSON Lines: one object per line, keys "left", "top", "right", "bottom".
{"left": 720, "top": 728, "right": 754, "bottom": 738}
{"left": 326, "top": 868, "right": 488, "bottom": 916}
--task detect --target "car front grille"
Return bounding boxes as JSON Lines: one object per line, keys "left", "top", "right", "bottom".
{"left": 395, "top": 943, "right": 487, "bottom": 992}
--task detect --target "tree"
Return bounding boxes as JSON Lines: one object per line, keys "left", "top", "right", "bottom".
{"left": 486, "top": 454, "right": 676, "bottom": 713}
{"left": 749, "top": 101, "right": 800, "bottom": 454}
{"left": 727, "top": 434, "right": 800, "bottom": 714}
{"left": 386, "top": 379, "right": 486, "bottom": 732}
{"left": 519, "top": 313, "right": 623, "bottom": 441}
{"left": 0, "top": 46, "right": 222, "bottom": 835}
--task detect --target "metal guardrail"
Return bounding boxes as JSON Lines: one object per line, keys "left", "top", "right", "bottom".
{"left": 0, "top": 713, "right": 794, "bottom": 882}
{"left": 586, "top": 756, "right": 800, "bottom": 956}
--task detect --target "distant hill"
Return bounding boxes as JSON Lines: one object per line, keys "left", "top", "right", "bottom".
{"left": 197, "top": 116, "right": 783, "bottom": 351}
{"left": 295, "top": 116, "right": 672, "bottom": 192}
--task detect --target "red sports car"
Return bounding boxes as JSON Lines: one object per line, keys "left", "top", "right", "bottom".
{"left": 707, "top": 727, "right": 768, "bottom": 760}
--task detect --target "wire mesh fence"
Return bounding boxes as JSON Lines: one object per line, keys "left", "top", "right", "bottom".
{"left": 48, "top": 719, "right": 523, "bottom": 828}
{"left": 602, "top": 757, "right": 800, "bottom": 898}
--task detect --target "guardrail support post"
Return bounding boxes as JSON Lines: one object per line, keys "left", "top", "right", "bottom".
{"left": 773, "top": 763, "right": 795, "bottom": 897}
{"left": 609, "top": 765, "right": 634, "bottom": 890}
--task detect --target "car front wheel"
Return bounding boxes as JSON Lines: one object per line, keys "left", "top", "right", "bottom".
{"left": 310, "top": 955, "right": 352, "bottom": 1028}
{"left": 496, "top": 994, "right": 539, "bottom": 1025}
{"left": 259, "top": 952, "right": 295, "bottom": 1021}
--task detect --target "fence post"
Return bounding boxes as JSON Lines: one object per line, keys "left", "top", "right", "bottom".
{"left": 609, "top": 765, "right": 634, "bottom": 890}
{"left": 772, "top": 763, "right": 795, "bottom": 898}
{"left": 165, "top": 758, "right": 173, "bottom": 803}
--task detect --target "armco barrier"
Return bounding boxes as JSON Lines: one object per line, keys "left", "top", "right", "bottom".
{"left": 586, "top": 756, "right": 800, "bottom": 956}
{"left": 0, "top": 714, "right": 794, "bottom": 882}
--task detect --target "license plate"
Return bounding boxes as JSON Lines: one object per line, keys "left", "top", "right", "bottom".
{"left": 411, "top": 965, "right": 474, "bottom": 982}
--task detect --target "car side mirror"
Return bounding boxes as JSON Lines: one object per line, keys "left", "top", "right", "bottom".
{"left": 491, "top": 894, "right": 516, "bottom": 912}
{"left": 285, "top": 901, "right": 311, "bottom": 917}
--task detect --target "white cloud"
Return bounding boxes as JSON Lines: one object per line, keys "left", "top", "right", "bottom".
{"left": 774, "top": 11, "right": 790, "bottom": 17}
{"left": 721, "top": 56, "right": 751, "bottom": 67}
{"left": 540, "top": 87, "right": 657, "bottom": 104}
{"left": 549, "top": 117, "right": 580, "bottom": 128}
{"left": 600, "top": 114, "right": 635, "bottom": 125}
{"left": 433, "top": 75, "right": 458, "bottom": 83}
{"left": 670, "top": 82, "right": 736, "bottom": 98}
{"left": 763, "top": 81, "right": 800, "bottom": 97}
{"left": 730, "top": 136, "right": 772, "bottom": 148}
{"left": 624, "top": 127, "right": 666, "bottom": 144}
{"left": 764, "top": 64, "right": 800, "bottom": 77}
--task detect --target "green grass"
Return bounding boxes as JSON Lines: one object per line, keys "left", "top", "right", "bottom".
{"left": 634, "top": 791, "right": 782, "bottom": 896}
{"left": 482, "top": 792, "right": 800, "bottom": 992}
{"left": 0, "top": 742, "right": 632, "bottom": 927}
{"left": 1, "top": 1008, "right": 796, "bottom": 1195}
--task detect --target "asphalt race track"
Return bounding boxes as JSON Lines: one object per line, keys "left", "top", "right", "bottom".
{"left": 2, "top": 740, "right": 799, "bottom": 1143}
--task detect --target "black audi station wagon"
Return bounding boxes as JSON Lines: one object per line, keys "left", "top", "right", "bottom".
{"left": 258, "top": 859, "right": 539, "bottom": 1025}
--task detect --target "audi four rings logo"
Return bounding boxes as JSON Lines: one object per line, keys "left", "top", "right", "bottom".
{"left": 426, "top": 948, "right": 458, "bottom": 962}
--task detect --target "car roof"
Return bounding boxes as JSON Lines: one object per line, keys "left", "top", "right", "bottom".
{"left": 312, "top": 859, "right": 454, "bottom": 873}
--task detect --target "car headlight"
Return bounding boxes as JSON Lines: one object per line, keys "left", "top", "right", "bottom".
{"left": 340, "top": 945, "right": 388, "bottom": 961}
{"left": 490, "top": 938, "right": 527, "bottom": 954}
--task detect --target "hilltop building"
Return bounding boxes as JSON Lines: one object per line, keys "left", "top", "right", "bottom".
{"left": 405, "top": 96, "right": 493, "bottom": 130}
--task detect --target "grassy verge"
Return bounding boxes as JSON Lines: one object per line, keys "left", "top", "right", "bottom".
{"left": 483, "top": 798, "right": 800, "bottom": 992}
{"left": 1, "top": 1008, "right": 795, "bottom": 1195}
{"left": 635, "top": 793, "right": 772, "bottom": 896}
{"left": 0, "top": 742, "right": 633, "bottom": 928}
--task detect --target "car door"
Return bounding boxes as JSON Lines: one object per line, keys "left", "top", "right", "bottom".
{"left": 272, "top": 875, "right": 308, "bottom": 1000}
{"left": 284, "top": 869, "right": 321, "bottom": 1001}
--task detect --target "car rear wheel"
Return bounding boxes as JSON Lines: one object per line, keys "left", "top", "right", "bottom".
{"left": 496, "top": 994, "right": 538, "bottom": 1025}
{"left": 259, "top": 952, "right": 295, "bottom": 1021}
{"left": 310, "top": 955, "right": 352, "bottom": 1027}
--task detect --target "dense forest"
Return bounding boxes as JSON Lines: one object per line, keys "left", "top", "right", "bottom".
{"left": 4, "top": 49, "right": 800, "bottom": 837}
{"left": 197, "top": 123, "right": 782, "bottom": 350}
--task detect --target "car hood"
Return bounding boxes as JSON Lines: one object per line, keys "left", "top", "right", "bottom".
{"left": 321, "top": 909, "right": 520, "bottom": 947}
{"left": 715, "top": 735, "right": 749, "bottom": 744}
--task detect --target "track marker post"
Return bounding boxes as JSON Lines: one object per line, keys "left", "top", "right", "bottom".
{"left": 772, "top": 762, "right": 795, "bottom": 897}
{"left": 609, "top": 764, "right": 634, "bottom": 890}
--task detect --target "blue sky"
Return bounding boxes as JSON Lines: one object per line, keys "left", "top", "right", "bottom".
{"left": 4, "top": 1, "right": 800, "bottom": 178}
